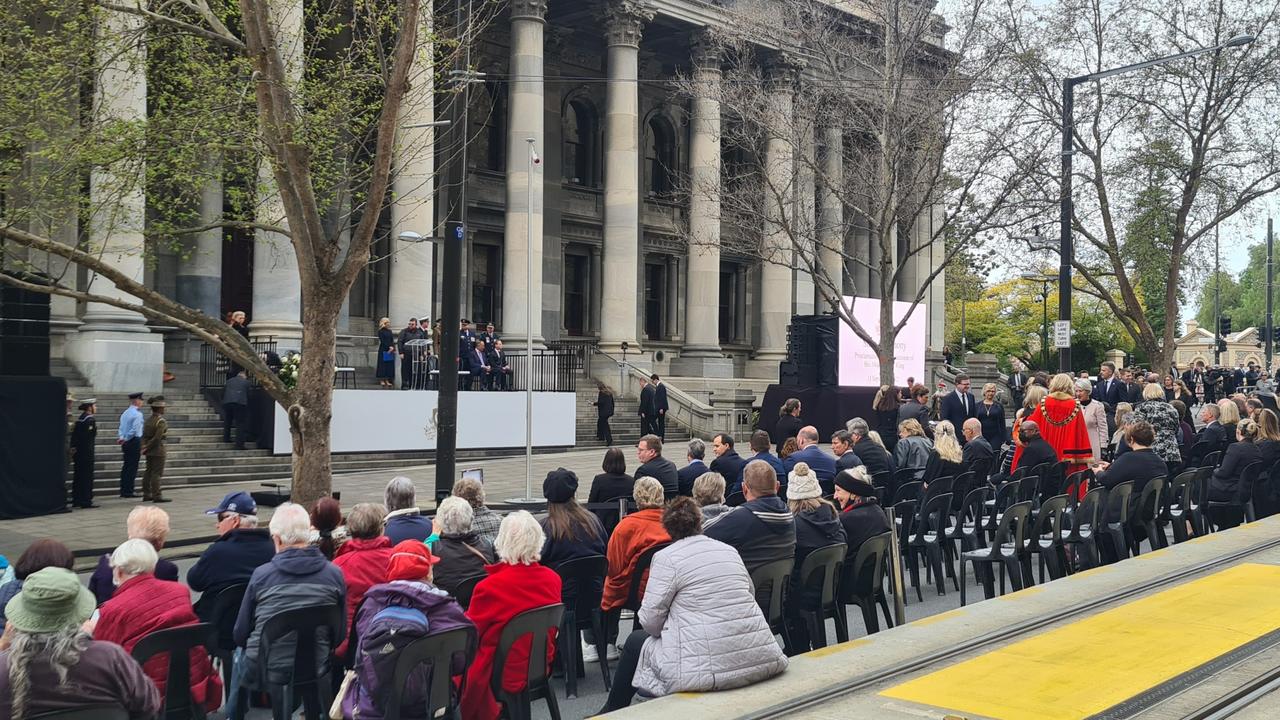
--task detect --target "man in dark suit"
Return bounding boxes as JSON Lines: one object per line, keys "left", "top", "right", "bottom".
{"left": 783, "top": 426, "right": 838, "bottom": 493}
{"left": 961, "top": 418, "right": 994, "bottom": 468}
{"left": 831, "top": 429, "right": 863, "bottom": 470}
{"left": 1015, "top": 420, "right": 1058, "bottom": 473}
{"left": 709, "top": 433, "right": 748, "bottom": 487}
{"left": 938, "top": 373, "right": 977, "bottom": 441}
{"left": 487, "top": 339, "right": 512, "bottom": 390}
{"left": 898, "top": 384, "right": 934, "bottom": 439}
{"left": 1125, "top": 369, "right": 1144, "bottom": 404}
{"left": 465, "top": 340, "right": 490, "bottom": 391}
{"left": 1196, "top": 403, "right": 1227, "bottom": 447}
{"left": 1008, "top": 366, "right": 1028, "bottom": 410}
{"left": 634, "top": 434, "right": 679, "bottom": 494}
{"left": 848, "top": 418, "right": 895, "bottom": 478}
{"left": 638, "top": 378, "right": 656, "bottom": 437}
{"left": 676, "top": 438, "right": 709, "bottom": 496}
{"left": 740, "top": 430, "right": 786, "bottom": 492}
{"left": 1095, "top": 361, "right": 1124, "bottom": 408}
{"left": 651, "top": 374, "right": 669, "bottom": 440}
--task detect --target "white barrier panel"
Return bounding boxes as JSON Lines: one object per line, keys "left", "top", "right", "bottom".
{"left": 273, "top": 390, "right": 578, "bottom": 454}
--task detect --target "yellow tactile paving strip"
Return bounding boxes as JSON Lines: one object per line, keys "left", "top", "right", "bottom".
{"left": 880, "top": 563, "right": 1280, "bottom": 720}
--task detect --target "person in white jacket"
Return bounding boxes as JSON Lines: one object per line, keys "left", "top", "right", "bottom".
{"left": 1075, "top": 379, "right": 1110, "bottom": 463}
{"left": 597, "top": 496, "right": 788, "bottom": 713}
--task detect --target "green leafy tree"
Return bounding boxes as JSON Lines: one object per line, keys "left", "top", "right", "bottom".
{"left": 1195, "top": 270, "right": 1244, "bottom": 330}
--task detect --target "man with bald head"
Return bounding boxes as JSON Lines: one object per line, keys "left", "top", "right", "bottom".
{"left": 961, "top": 418, "right": 994, "bottom": 469}
{"left": 704, "top": 460, "right": 796, "bottom": 576}
{"left": 782, "top": 425, "right": 838, "bottom": 494}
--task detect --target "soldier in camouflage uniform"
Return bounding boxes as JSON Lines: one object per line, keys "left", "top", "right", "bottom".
{"left": 141, "top": 395, "right": 170, "bottom": 503}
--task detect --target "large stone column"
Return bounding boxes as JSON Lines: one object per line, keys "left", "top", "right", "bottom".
{"left": 589, "top": 246, "right": 602, "bottom": 335}
{"left": 816, "top": 124, "right": 844, "bottom": 310}
{"left": 598, "top": 0, "right": 651, "bottom": 355}
{"left": 747, "top": 58, "right": 798, "bottom": 379}
{"left": 672, "top": 36, "right": 733, "bottom": 377}
{"left": 501, "top": 0, "right": 547, "bottom": 349}
{"left": 251, "top": 0, "right": 305, "bottom": 350}
{"left": 793, "top": 121, "right": 816, "bottom": 316}
{"left": 67, "top": 8, "right": 163, "bottom": 392}
{"left": 388, "top": 8, "right": 436, "bottom": 327}
{"left": 176, "top": 166, "right": 223, "bottom": 318}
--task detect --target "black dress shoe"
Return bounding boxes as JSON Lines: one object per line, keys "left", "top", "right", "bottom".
{"left": 120, "top": 494, "right": 138, "bottom": 499}
{"left": 78, "top": 503, "right": 100, "bottom": 509}
{"left": 152, "top": 497, "right": 172, "bottom": 503}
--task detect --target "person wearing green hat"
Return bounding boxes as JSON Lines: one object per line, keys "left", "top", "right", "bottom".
{"left": 0, "top": 567, "right": 159, "bottom": 718}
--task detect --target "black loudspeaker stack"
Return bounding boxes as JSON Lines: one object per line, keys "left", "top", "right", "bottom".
{"left": 783, "top": 314, "right": 840, "bottom": 387}
{"left": 0, "top": 279, "right": 52, "bottom": 376}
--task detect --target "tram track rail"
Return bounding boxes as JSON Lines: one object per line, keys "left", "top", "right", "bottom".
{"left": 739, "top": 533, "right": 1280, "bottom": 720}
{"left": 1181, "top": 662, "right": 1280, "bottom": 720}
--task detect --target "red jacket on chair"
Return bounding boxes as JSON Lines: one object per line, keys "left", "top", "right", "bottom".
{"left": 462, "top": 562, "right": 561, "bottom": 720}
{"left": 601, "top": 508, "right": 670, "bottom": 612}
{"left": 94, "top": 573, "right": 223, "bottom": 713}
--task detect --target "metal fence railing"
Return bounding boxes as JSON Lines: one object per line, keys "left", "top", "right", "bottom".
{"left": 506, "top": 350, "right": 579, "bottom": 393}
{"left": 545, "top": 339, "right": 597, "bottom": 376}
{"left": 200, "top": 338, "right": 279, "bottom": 390}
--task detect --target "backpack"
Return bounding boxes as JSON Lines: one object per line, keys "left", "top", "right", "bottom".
{"left": 345, "top": 604, "right": 436, "bottom": 719}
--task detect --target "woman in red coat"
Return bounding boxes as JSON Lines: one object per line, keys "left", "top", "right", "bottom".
{"left": 92, "top": 539, "right": 222, "bottom": 713}
{"left": 602, "top": 477, "right": 670, "bottom": 612}
{"left": 462, "top": 510, "right": 562, "bottom": 720}
{"left": 331, "top": 503, "right": 394, "bottom": 659}
{"left": 1020, "top": 373, "right": 1093, "bottom": 492}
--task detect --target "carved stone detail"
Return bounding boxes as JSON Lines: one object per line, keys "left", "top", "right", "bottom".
{"left": 603, "top": 0, "right": 653, "bottom": 48}
{"left": 509, "top": 0, "right": 548, "bottom": 22}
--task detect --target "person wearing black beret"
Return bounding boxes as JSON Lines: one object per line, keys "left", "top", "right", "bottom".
{"left": 538, "top": 468, "right": 606, "bottom": 569}
{"left": 832, "top": 467, "right": 891, "bottom": 559}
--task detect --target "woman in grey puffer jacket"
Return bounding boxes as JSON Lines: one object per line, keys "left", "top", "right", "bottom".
{"left": 598, "top": 497, "right": 788, "bottom": 713}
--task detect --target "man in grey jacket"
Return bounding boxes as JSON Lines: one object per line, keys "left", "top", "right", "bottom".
{"left": 227, "top": 503, "right": 345, "bottom": 719}
{"left": 704, "top": 460, "right": 796, "bottom": 576}
{"left": 223, "top": 368, "right": 251, "bottom": 450}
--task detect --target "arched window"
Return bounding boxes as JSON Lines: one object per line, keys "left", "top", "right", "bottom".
{"left": 563, "top": 98, "right": 598, "bottom": 186}
{"left": 646, "top": 115, "right": 677, "bottom": 197}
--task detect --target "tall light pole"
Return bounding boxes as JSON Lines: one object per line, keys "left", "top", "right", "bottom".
{"left": 1058, "top": 34, "right": 1254, "bottom": 373}
{"left": 1023, "top": 274, "right": 1055, "bottom": 369}
{"left": 514, "top": 138, "right": 541, "bottom": 503}
{"left": 1214, "top": 222, "right": 1221, "bottom": 365}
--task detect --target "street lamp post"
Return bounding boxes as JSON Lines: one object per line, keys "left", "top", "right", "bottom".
{"left": 1023, "top": 274, "right": 1055, "bottom": 370}
{"left": 1057, "top": 34, "right": 1254, "bottom": 373}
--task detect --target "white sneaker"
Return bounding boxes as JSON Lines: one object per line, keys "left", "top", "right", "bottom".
{"left": 606, "top": 643, "right": 621, "bottom": 661}
{"left": 581, "top": 640, "right": 599, "bottom": 663}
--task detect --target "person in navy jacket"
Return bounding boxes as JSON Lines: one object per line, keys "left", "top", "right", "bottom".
{"left": 677, "top": 438, "right": 709, "bottom": 496}
{"left": 938, "top": 374, "right": 978, "bottom": 442}
{"left": 782, "top": 426, "right": 838, "bottom": 494}
{"left": 709, "top": 433, "right": 748, "bottom": 489}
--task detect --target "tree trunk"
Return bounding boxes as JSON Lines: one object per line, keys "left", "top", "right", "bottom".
{"left": 879, "top": 291, "right": 896, "bottom": 385}
{"left": 289, "top": 299, "right": 338, "bottom": 508}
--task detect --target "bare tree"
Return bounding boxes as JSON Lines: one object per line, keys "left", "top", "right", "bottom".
{"left": 996, "top": 0, "right": 1280, "bottom": 371}
{"left": 688, "top": 0, "right": 1042, "bottom": 384}
{"left": 0, "top": 0, "right": 479, "bottom": 506}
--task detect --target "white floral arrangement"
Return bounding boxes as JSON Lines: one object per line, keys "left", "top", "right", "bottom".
{"left": 279, "top": 352, "right": 302, "bottom": 389}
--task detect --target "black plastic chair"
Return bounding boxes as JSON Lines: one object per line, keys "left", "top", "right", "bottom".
{"left": 894, "top": 467, "right": 920, "bottom": 491}
{"left": 1207, "top": 461, "right": 1262, "bottom": 530}
{"left": 907, "top": 491, "right": 955, "bottom": 596}
{"left": 1039, "top": 462, "right": 1069, "bottom": 504}
{"left": 1101, "top": 481, "right": 1135, "bottom": 563}
{"left": 961, "top": 500, "right": 1032, "bottom": 606}
{"left": 618, "top": 541, "right": 671, "bottom": 632}
{"left": 1162, "top": 469, "right": 1195, "bottom": 544}
{"left": 950, "top": 471, "right": 976, "bottom": 512}
{"left": 837, "top": 532, "right": 894, "bottom": 636}
{"left": 1061, "top": 485, "right": 1106, "bottom": 571}
{"left": 1200, "top": 450, "right": 1223, "bottom": 469}
{"left": 31, "top": 707, "right": 129, "bottom": 720}
{"left": 891, "top": 499, "right": 920, "bottom": 602}
{"left": 1188, "top": 466, "right": 1212, "bottom": 537}
{"left": 891, "top": 480, "right": 925, "bottom": 506}
{"left": 1130, "top": 475, "right": 1167, "bottom": 554}
{"left": 383, "top": 626, "right": 478, "bottom": 720}
{"left": 871, "top": 471, "right": 894, "bottom": 504}
{"left": 131, "top": 623, "right": 215, "bottom": 720}
{"left": 553, "top": 555, "right": 610, "bottom": 697}
{"left": 750, "top": 558, "right": 793, "bottom": 649}
{"left": 1186, "top": 441, "right": 1214, "bottom": 468}
{"left": 452, "top": 573, "right": 487, "bottom": 610}
{"left": 1027, "top": 494, "right": 1069, "bottom": 582}
{"left": 201, "top": 581, "right": 248, "bottom": 694}
{"left": 983, "top": 479, "right": 1021, "bottom": 539}
{"left": 726, "top": 490, "right": 746, "bottom": 507}
{"left": 967, "top": 458, "right": 992, "bottom": 484}
{"left": 794, "top": 543, "right": 847, "bottom": 648}
{"left": 1062, "top": 469, "right": 1093, "bottom": 507}
{"left": 490, "top": 603, "right": 564, "bottom": 720}
{"left": 259, "top": 603, "right": 343, "bottom": 720}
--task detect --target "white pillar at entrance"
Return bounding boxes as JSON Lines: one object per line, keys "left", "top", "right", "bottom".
{"left": 389, "top": 8, "right": 436, "bottom": 328}
{"left": 599, "top": 0, "right": 651, "bottom": 355}
{"left": 250, "top": 0, "right": 305, "bottom": 351}
{"left": 747, "top": 58, "right": 798, "bottom": 379}
{"left": 794, "top": 121, "right": 816, "bottom": 316}
{"left": 816, "top": 124, "right": 844, "bottom": 310}
{"left": 673, "top": 35, "right": 733, "bottom": 377}
{"left": 68, "top": 8, "right": 163, "bottom": 392}
{"left": 501, "top": 0, "right": 547, "bottom": 349}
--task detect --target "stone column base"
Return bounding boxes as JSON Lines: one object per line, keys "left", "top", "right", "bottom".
{"left": 250, "top": 321, "right": 304, "bottom": 354}
{"left": 670, "top": 352, "right": 735, "bottom": 379}
{"left": 66, "top": 330, "right": 164, "bottom": 393}
{"left": 745, "top": 355, "right": 785, "bottom": 380}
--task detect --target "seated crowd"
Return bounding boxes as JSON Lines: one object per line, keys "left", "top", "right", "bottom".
{"left": 0, "top": 423, "right": 928, "bottom": 719}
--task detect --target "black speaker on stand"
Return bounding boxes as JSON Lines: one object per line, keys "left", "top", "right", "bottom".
{"left": 0, "top": 376, "right": 69, "bottom": 518}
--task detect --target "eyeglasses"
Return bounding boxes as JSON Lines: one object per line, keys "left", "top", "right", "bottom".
{"left": 217, "top": 513, "right": 234, "bottom": 522}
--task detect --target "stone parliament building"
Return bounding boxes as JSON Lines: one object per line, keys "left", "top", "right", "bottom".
{"left": 7, "top": 0, "right": 947, "bottom": 402}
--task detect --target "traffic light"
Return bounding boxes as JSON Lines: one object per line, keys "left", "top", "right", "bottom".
{"left": 1218, "top": 338, "right": 1228, "bottom": 353}
{"left": 1262, "top": 326, "right": 1271, "bottom": 344}
{"left": 1219, "top": 316, "right": 1233, "bottom": 336}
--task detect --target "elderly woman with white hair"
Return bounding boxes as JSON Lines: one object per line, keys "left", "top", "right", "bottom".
{"left": 0, "top": 567, "right": 160, "bottom": 718}
{"left": 452, "top": 476, "right": 501, "bottom": 545}
{"left": 432, "top": 496, "right": 495, "bottom": 597}
{"left": 384, "top": 476, "right": 433, "bottom": 544}
{"left": 462, "top": 510, "right": 562, "bottom": 720}
{"left": 94, "top": 539, "right": 223, "bottom": 714}
{"left": 1075, "top": 378, "right": 1110, "bottom": 463}
{"left": 88, "top": 505, "right": 178, "bottom": 605}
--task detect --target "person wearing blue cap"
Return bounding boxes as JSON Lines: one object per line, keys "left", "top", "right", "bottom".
{"left": 188, "top": 491, "right": 275, "bottom": 620}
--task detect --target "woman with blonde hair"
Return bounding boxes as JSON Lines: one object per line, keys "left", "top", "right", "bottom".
{"left": 976, "top": 382, "right": 1007, "bottom": 448}
{"left": 1016, "top": 373, "right": 1093, "bottom": 485}
{"left": 894, "top": 418, "right": 934, "bottom": 480}
{"left": 1218, "top": 398, "right": 1241, "bottom": 445}
{"left": 87, "top": 506, "right": 178, "bottom": 605}
{"left": 375, "top": 317, "right": 395, "bottom": 388}
{"left": 1110, "top": 402, "right": 1134, "bottom": 448}
{"left": 1133, "top": 382, "right": 1183, "bottom": 465}
{"left": 921, "top": 420, "right": 964, "bottom": 486}
{"left": 1254, "top": 408, "right": 1280, "bottom": 467}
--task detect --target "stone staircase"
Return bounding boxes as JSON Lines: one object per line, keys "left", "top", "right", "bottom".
{"left": 55, "top": 359, "right": 623, "bottom": 493}
{"left": 573, "top": 386, "right": 695, "bottom": 451}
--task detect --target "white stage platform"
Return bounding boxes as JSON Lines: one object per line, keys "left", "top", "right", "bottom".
{"left": 273, "top": 390, "right": 577, "bottom": 454}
